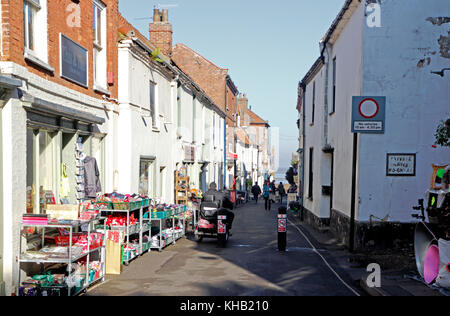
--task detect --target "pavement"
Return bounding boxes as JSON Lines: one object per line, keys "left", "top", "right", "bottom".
{"left": 86, "top": 201, "right": 444, "bottom": 296}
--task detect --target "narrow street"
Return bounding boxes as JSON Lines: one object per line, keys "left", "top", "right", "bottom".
{"left": 87, "top": 201, "right": 361, "bottom": 296}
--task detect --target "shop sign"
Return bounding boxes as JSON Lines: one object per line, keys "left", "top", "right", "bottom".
{"left": 386, "top": 153, "right": 416, "bottom": 176}
{"left": 60, "top": 33, "right": 88, "bottom": 88}
{"left": 352, "top": 96, "right": 386, "bottom": 134}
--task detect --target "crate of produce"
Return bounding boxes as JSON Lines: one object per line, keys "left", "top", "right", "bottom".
{"left": 112, "top": 201, "right": 130, "bottom": 210}
{"left": 44, "top": 233, "right": 85, "bottom": 247}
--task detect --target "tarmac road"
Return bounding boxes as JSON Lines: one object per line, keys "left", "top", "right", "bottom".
{"left": 87, "top": 201, "right": 361, "bottom": 296}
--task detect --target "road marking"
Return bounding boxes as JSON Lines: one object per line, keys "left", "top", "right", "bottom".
{"left": 288, "top": 218, "right": 361, "bottom": 296}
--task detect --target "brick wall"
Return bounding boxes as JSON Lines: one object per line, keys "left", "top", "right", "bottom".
{"left": 0, "top": 0, "right": 118, "bottom": 99}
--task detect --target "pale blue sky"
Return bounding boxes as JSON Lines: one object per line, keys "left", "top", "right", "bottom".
{"left": 119, "top": 0, "right": 345, "bottom": 169}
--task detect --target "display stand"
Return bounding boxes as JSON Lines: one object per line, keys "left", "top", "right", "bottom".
{"left": 100, "top": 200, "right": 151, "bottom": 266}
{"left": 17, "top": 218, "right": 106, "bottom": 296}
{"left": 175, "top": 170, "right": 189, "bottom": 205}
{"left": 148, "top": 206, "right": 186, "bottom": 252}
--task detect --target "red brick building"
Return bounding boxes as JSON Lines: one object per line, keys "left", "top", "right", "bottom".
{"left": 0, "top": 0, "right": 120, "bottom": 295}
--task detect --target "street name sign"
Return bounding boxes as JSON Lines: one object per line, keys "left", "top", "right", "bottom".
{"left": 352, "top": 96, "right": 386, "bottom": 134}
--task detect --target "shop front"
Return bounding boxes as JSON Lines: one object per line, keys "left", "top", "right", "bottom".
{"left": 24, "top": 97, "right": 106, "bottom": 214}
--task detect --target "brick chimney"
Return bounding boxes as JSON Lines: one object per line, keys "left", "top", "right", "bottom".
{"left": 238, "top": 93, "right": 249, "bottom": 126}
{"left": 149, "top": 9, "right": 173, "bottom": 57}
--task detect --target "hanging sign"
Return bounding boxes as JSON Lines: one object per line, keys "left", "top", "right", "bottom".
{"left": 352, "top": 96, "right": 386, "bottom": 134}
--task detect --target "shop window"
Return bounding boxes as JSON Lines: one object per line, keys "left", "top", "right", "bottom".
{"left": 26, "top": 129, "right": 104, "bottom": 213}
{"left": 93, "top": 0, "right": 107, "bottom": 91}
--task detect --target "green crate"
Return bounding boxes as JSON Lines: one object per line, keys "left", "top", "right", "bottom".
{"left": 142, "top": 199, "right": 150, "bottom": 208}
{"left": 112, "top": 202, "right": 129, "bottom": 210}
{"left": 129, "top": 201, "right": 141, "bottom": 210}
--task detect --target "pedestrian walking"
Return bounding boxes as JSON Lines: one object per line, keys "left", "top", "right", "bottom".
{"left": 251, "top": 182, "right": 262, "bottom": 204}
{"left": 270, "top": 180, "right": 277, "bottom": 203}
{"left": 278, "top": 182, "right": 286, "bottom": 204}
{"left": 263, "top": 180, "right": 272, "bottom": 211}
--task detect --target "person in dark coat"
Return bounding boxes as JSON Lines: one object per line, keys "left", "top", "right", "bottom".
{"left": 251, "top": 182, "right": 262, "bottom": 204}
{"left": 278, "top": 182, "right": 286, "bottom": 204}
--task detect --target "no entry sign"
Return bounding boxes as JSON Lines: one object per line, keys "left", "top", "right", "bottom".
{"left": 352, "top": 96, "right": 386, "bottom": 134}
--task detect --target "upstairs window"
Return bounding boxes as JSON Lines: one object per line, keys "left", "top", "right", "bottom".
{"left": 93, "top": 0, "right": 107, "bottom": 91}
{"left": 23, "top": 0, "right": 40, "bottom": 52}
{"left": 311, "top": 81, "right": 316, "bottom": 125}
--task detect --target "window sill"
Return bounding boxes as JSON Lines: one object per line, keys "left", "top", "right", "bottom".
{"left": 329, "top": 111, "right": 335, "bottom": 116}
{"left": 152, "top": 127, "right": 160, "bottom": 133}
{"left": 94, "top": 84, "right": 110, "bottom": 96}
{"left": 24, "top": 50, "right": 54, "bottom": 73}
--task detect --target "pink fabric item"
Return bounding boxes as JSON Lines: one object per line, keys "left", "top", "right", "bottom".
{"left": 424, "top": 245, "right": 440, "bottom": 284}
{"left": 198, "top": 218, "right": 216, "bottom": 229}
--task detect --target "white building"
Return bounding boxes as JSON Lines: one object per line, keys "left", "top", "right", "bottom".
{"left": 116, "top": 26, "right": 225, "bottom": 203}
{"left": 298, "top": 0, "right": 450, "bottom": 250}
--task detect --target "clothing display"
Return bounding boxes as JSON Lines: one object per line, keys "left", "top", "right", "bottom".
{"left": 84, "top": 156, "right": 102, "bottom": 199}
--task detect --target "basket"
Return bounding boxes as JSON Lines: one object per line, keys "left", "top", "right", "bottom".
{"left": 141, "top": 199, "right": 150, "bottom": 208}
{"left": 129, "top": 201, "right": 141, "bottom": 210}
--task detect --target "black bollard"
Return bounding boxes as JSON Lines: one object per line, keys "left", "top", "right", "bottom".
{"left": 278, "top": 206, "right": 287, "bottom": 252}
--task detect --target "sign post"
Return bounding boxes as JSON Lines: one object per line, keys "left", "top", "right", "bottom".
{"left": 349, "top": 96, "right": 386, "bottom": 252}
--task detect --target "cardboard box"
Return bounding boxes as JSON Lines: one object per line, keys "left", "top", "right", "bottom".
{"left": 45, "top": 205, "right": 79, "bottom": 220}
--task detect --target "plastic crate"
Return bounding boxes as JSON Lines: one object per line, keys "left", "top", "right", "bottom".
{"left": 142, "top": 199, "right": 150, "bottom": 208}
{"left": 112, "top": 202, "right": 129, "bottom": 210}
{"left": 129, "top": 201, "right": 141, "bottom": 210}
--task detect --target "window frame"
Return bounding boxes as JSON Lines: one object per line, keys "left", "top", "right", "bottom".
{"left": 23, "top": 0, "right": 41, "bottom": 52}
{"left": 311, "top": 81, "right": 316, "bottom": 125}
{"left": 150, "top": 81, "right": 159, "bottom": 129}
{"left": 93, "top": 0, "right": 107, "bottom": 91}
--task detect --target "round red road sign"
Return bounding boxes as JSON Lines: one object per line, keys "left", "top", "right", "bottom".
{"left": 358, "top": 98, "right": 379, "bottom": 119}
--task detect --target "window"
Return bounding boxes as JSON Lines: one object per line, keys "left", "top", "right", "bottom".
{"left": 23, "top": 0, "right": 39, "bottom": 52}
{"left": 150, "top": 81, "right": 158, "bottom": 128}
{"left": 26, "top": 129, "right": 104, "bottom": 213}
{"left": 311, "top": 81, "right": 316, "bottom": 125}
{"left": 331, "top": 57, "right": 337, "bottom": 114}
{"left": 93, "top": 0, "right": 107, "bottom": 90}
{"left": 308, "top": 148, "right": 314, "bottom": 200}
{"left": 139, "top": 159, "right": 155, "bottom": 198}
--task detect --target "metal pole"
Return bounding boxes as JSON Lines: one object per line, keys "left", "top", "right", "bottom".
{"left": 349, "top": 133, "right": 358, "bottom": 253}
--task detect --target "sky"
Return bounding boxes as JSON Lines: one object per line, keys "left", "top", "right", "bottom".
{"left": 119, "top": 0, "right": 345, "bottom": 170}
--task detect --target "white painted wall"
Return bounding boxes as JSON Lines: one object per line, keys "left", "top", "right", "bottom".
{"left": 358, "top": 0, "right": 450, "bottom": 222}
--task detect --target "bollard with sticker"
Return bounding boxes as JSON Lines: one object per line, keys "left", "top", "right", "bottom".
{"left": 278, "top": 206, "right": 287, "bottom": 252}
